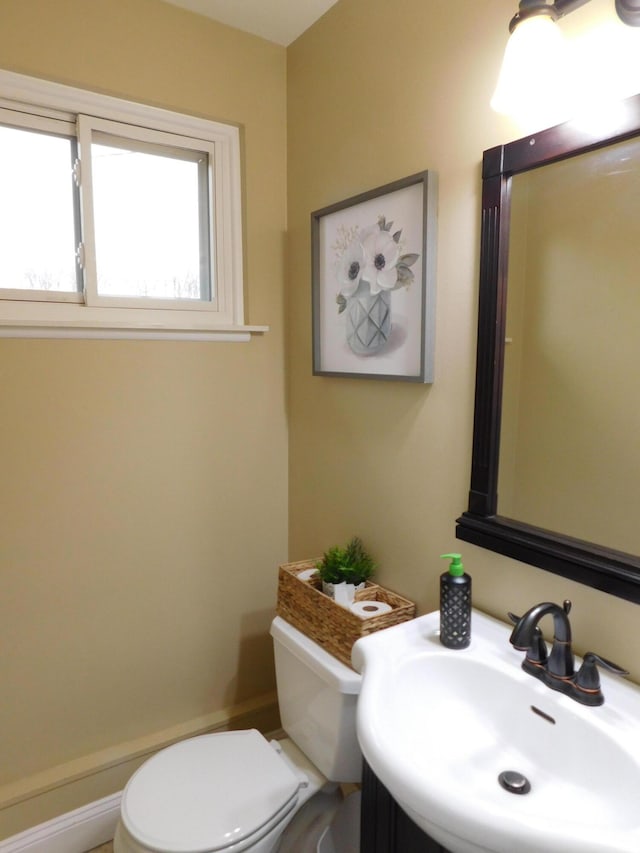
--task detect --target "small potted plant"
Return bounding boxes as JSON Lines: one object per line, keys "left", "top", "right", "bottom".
{"left": 316, "top": 536, "right": 376, "bottom": 606}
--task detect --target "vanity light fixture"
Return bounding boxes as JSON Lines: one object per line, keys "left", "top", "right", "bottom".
{"left": 492, "top": 0, "right": 640, "bottom": 122}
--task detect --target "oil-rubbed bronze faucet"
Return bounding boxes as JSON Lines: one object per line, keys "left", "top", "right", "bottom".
{"left": 509, "top": 600, "right": 628, "bottom": 706}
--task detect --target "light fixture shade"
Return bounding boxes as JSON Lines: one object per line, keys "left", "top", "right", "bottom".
{"left": 491, "top": 15, "right": 572, "bottom": 127}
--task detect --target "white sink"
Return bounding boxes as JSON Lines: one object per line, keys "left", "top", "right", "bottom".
{"left": 352, "top": 609, "right": 640, "bottom": 853}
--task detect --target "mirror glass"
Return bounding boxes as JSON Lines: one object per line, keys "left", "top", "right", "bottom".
{"left": 456, "top": 91, "right": 640, "bottom": 604}
{"left": 498, "top": 136, "right": 640, "bottom": 555}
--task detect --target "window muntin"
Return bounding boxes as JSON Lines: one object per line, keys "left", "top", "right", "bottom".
{"left": 0, "top": 115, "right": 80, "bottom": 297}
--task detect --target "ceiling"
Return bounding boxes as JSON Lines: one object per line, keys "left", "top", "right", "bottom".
{"left": 162, "top": 0, "right": 340, "bottom": 46}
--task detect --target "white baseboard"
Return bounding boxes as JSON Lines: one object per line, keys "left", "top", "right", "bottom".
{"left": 0, "top": 791, "right": 121, "bottom": 853}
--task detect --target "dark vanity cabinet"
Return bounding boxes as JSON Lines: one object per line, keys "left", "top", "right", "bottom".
{"left": 360, "top": 762, "right": 451, "bottom": 853}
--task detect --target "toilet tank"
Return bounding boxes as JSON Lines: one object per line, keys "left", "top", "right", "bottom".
{"left": 270, "top": 616, "right": 362, "bottom": 783}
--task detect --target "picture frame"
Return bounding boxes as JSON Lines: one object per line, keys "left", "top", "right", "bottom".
{"left": 311, "top": 171, "right": 437, "bottom": 382}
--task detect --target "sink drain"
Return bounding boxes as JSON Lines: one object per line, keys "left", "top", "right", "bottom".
{"left": 498, "top": 770, "right": 531, "bottom": 794}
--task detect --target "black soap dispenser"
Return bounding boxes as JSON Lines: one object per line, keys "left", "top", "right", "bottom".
{"left": 439, "top": 553, "right": 471, "bottom": 649}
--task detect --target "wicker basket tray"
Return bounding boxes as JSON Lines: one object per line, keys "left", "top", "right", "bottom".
{"left": 277, "top": 559, "right": 416, "bottom": 669}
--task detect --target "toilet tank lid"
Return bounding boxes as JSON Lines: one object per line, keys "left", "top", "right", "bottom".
{"left": 270, "top": 616, "right": 361, "bottom": 694}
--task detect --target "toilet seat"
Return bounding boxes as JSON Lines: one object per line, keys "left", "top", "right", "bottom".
{"left": 121, "top": 730, "right": 302, "bottom": 853}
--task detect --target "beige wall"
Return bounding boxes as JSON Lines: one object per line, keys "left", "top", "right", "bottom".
{"left": 287, "top": 0, "right": 639, "bottom": 700}
{"left": 3, "top": 0, "right": 640, "bottom": 841}
{"left": 0, "top": 0, "right": 287, "bottom": 838}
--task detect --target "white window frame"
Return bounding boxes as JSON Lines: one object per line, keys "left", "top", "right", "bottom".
{"left": 0, "top": 70, "right": 267, "bottom": 341}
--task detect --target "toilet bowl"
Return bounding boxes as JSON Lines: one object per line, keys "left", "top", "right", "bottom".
{"left": 113, "top": 617, "right": 362, "bottom": 853}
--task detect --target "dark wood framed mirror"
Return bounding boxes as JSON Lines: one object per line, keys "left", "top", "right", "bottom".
{"left": 456, "top": 91, "right": 640, "bottom": 605}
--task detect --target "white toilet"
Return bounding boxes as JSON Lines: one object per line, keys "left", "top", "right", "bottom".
{"left": 113, "top": 616, "right": 362, "bottom": 853}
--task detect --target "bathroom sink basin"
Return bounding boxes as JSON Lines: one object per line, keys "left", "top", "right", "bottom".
{"left": 352, "top": 609, "right": 640, "bottom": 853}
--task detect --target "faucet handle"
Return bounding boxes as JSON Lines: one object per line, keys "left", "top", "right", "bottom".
{"left": 575, "top": 652, "right": 629, "bottom": 704}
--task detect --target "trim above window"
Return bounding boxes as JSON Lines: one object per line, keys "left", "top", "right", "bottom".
{"left": 0, "top": 70, "right": 268, "bottom": 341}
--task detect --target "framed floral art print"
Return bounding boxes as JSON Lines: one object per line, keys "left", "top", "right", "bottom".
{"left": 311, "top": 171, "right": 437, "bottom": 382}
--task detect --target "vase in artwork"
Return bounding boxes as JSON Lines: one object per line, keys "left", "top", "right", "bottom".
{"left": 345, "top": 280, "right": 391, "bottom": 356}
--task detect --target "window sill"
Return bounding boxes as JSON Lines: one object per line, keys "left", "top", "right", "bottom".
{"left": 0, "top": 323, "right": 268, "bottom": 341}
{"left": 0, "top": 301, "right": 268, "bottom": 341}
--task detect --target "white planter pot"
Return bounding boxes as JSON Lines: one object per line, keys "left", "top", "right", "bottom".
{"left": 322, "top": 580, "right": 365, "bottom": 607}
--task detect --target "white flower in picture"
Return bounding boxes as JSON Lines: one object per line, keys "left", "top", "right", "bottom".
{"left": 336, "top": 236, "right": 365, "bottom": 299}
{"left": 360, "top": 224, "right": 402, "bottom": 293}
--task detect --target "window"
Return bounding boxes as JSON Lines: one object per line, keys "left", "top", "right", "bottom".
{"left": 77, "top": 117, "right": 215, "bottom": 308}
{"left": 0, "top": 70, "right": 265, "bottom": 340}
{"left": 0, "top": 113, "right": 80, "bottom": 298}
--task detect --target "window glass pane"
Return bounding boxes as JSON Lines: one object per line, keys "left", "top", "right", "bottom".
{"left": 91, "top": 135, "right": 211, "bottom": 301}
{"left": 0, "top": 124, "right": 78, "bottom": 292}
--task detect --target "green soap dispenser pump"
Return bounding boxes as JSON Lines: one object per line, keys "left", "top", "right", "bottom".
{"left": 439, "top": 553, "right": 471, "bottom": 649}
